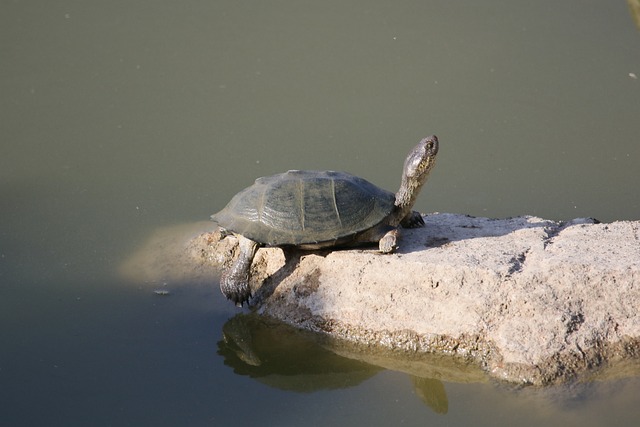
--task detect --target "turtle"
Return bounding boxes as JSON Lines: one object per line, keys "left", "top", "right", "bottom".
{"left": 211, "top": 135, "right": 439, "bottom": 306}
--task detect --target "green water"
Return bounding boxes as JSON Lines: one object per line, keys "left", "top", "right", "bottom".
{"left": 2, "top": 1, "right": 639, "bottom": 425}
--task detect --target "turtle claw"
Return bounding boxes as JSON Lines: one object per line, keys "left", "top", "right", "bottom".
{"left": 228, "top": 286, "right": 251, "bottom": 307}
{"left": 222, "top": 283, "right": 252, "bottom": 308}
{"left": 234, "top": 295, "right": 251, "bottom": 308}
{"left": 238, "top": 291, "right": 252, "bottom": 308}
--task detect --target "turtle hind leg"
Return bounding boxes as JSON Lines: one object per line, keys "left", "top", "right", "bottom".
{"left": 378, "top": 228, "right": 399, "bottom": 253}
{"left": 378, "top": 212, "right": 423, "bottom": 253}
{"left": 220, "top": 234, "right": 259, "bottom": 307}
{"left": 354, "top": 224, "right": 399, "bottom": 254}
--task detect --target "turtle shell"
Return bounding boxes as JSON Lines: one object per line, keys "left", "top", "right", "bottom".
{"left": 211, "top": 170, "right": 395, "bottom": 246}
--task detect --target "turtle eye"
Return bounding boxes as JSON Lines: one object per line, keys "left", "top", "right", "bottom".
{"left": 424, "top": 140, "right": 437, "bottom": 154}
{"left": 422, "top": 135, "right": 439, "bottom": 156}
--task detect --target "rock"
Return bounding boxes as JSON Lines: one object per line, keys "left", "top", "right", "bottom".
{"left": 121, "top": 213, "right": 640, "bottom": 385}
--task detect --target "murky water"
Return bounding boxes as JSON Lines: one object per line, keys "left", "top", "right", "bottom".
{"left": 2, "top": 1, "right": 639, "bottom": 425}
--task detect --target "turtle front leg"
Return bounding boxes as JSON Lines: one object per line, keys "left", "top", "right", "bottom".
{"left": 220, "top": 234, "right": 259, "bottom": 307}
{"left": 400, "top": 211, "right": 425, "bottom": 228}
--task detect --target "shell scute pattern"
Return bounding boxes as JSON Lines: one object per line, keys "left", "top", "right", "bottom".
{"left": 212, "top": 170, "right": 395, "bottom": 246}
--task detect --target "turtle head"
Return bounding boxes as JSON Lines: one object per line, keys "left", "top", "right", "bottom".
{"left": 393, "top": 135, "right": 439, "bottom": 223}
{"left": 403, "top": 135, "right": 438, "bottom": 184}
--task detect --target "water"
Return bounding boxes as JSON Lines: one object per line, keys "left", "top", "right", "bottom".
{"left": 2, "top": 1, "right": 639, "bottom": 425}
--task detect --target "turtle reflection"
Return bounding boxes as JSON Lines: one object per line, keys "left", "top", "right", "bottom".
{"left": 218, "top": 313, "right": 381, "bottom": 392}
{"left": 218, "top": 313, "right": 450, "bottom": 415}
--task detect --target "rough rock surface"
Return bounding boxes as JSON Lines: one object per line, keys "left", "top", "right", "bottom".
{"left": 120, "top": 213, "right": 640, "bottom": 385}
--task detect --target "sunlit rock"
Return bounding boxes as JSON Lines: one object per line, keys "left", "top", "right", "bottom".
{"left": 121, "top": 213, "right": 640, "bottom": 385}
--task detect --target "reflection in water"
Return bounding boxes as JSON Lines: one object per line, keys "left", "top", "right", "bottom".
{"left": 218, "top": 313, "right": 451, "bottom": 415}
{"left": 628, "top": 0, "right": 640, "bottom": 29}
{"left": 411, "top": 376, "right": 449, "bottom": 415}
{"left": 220, "top": 313, "right": 262, "bottom": 367}
{"left": 218, "top": 313, "right": 382, "bottom": 392}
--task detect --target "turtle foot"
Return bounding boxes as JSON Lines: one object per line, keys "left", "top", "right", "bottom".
{"left": 379, "top": 228, "right": 399, "bottom": 253}
{"left": 401, "top": 211, "right": 425, "bottom": 228}
{"left": 220, "top": 270, "right": 252, "bottom": 307}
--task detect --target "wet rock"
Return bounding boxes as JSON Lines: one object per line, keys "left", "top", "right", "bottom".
{"left": 121, "top": 213, "right": 640, "bottom": 385}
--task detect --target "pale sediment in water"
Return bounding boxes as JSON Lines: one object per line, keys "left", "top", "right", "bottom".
{"left": 120, "top": 213, "right": 640, "bottom": 385}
